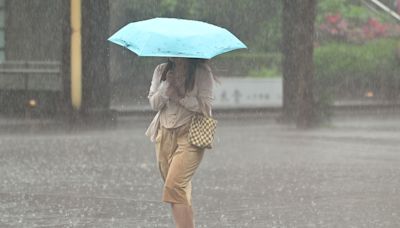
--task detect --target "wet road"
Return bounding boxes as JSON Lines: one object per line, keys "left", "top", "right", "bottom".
{"left": 1, "top": 113, "right": 400, "bottom": 227}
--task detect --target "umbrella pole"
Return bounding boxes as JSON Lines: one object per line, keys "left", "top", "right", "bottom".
{"left": 70, "top": 0, "right": 82, "bottom": 110}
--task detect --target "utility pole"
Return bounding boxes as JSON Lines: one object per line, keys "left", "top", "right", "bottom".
{"left": 62, "top": 0, "right": 114, "bottom": 125}
{"left": 70, "top": 0, "right": 82, "bottom": 111}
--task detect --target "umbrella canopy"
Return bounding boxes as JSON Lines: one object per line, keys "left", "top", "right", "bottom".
{"left": 108, "top": 17, "right": 247, "bottom": 59}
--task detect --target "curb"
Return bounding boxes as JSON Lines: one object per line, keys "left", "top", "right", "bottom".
{"left": 1, "top": 103, "right": 399, "bottom": 131}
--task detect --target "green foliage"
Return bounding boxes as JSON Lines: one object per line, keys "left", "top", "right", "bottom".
{"left": 318, "top": 0, "right": 369, "bottom": 21}
{"left": 317, "top": 0, "right": 394, "bottom": 24}
{"left": 344, "top": 4, "right": 371, "bottom": 23}
{"left": 160, "top": 0, "right": 178, "bottom": 14}
{"left": 254, "top": 16, "right": 282, "bottom": 52}
{"left": 117, "top": 0, "right": 167, "bottom": 19}
{"left": 248, "top": 67, "right": 281, "bottom": 78}
{"left": 317, "top": 0, "right": 348, "bottom": 15}
{"left": 212, "top": 52, "right": 281, "bottom": 76}
{"left": 314, "top": 38, "right": 400, "bottom": 99}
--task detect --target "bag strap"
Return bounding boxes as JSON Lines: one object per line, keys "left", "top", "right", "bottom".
{"left": 196, "top": 96, "right": 212, "bottom": 118}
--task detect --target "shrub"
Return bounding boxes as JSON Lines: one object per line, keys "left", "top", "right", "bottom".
{"left": 316, "top": 0, "right": 400, "bottom": 43}
{"left": 314, "top": 38, "right": 400, "bottom": 100}
{"left": 211, "top": 52, "right": 281, "bottom": 77}
{"left": 248, "top": 67, "right": 281, "bottom": 78}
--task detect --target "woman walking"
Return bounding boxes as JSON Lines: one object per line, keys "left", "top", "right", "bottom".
{"left": 146, "top": 57, "right": 214, "bottom": 227}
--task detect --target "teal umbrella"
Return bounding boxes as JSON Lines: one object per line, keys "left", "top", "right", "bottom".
{"left": 108, "top": 17, "right": 247, "bottom": 59}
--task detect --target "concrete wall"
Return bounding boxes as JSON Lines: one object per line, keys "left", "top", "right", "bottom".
{"left": 5, "top": 0, "right": 63, "bottom": 61}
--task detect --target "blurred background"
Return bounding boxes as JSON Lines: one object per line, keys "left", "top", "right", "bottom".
{"left": 0, "top": 0, "right": 399, "bottom": 122}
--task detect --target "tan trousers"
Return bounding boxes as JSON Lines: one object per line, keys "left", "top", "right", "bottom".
{"left": 155, "top": 123, "right": 204, "bottom": 206}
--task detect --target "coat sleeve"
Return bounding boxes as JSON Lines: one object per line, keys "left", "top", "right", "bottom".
{"left": 148, "top": 64, "right": 169, "bottom": 111}
{"left": 178, "top": 65, "right": 214, "bottom": 116}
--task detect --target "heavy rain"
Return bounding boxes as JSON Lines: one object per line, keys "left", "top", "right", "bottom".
{"left": 1, "top": 0, "right": 400, "bottom": 227}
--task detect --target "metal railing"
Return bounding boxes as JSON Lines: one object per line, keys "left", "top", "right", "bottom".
{"left": 0, "top": 61, "right": 62, "bottom": 91}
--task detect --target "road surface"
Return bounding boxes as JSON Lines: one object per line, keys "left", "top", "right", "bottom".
{"left": 1, "top": 112, "right": 400, "bottom": 227}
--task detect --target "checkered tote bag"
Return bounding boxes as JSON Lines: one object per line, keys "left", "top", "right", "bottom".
{"left": 188, "top": 114, "right": 217, "bottom": 149}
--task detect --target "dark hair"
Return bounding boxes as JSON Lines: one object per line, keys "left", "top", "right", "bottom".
{"left": 160, "top": 59, "right": 174, "bottom": 82}
{"left": 161, "top": 58, "right": 202, "bottom": 93}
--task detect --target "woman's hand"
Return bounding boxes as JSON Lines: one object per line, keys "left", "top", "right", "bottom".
{"left": 166, "top": 73, "right": 185, "bottom": 100}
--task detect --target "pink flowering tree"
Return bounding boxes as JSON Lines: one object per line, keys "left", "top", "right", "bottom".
{"left": 316, "top": 1, "right": 400, "bottom": 43}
